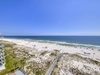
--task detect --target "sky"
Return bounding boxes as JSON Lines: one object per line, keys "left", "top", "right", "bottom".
{"left": 0, "top": 0, "right": 100, "bottom": 36}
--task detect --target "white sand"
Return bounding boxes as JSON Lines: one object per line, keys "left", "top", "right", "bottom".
{"left": 3, "top": 38, "right": 100, "bottom": 62}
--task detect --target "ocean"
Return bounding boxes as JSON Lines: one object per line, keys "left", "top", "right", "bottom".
{"left": 4, "top": 36, "right": 100, "bottom": 47}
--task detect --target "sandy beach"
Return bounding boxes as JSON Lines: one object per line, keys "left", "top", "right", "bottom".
{"left": 3, "top": 38, "right": 100, "bottom": 62}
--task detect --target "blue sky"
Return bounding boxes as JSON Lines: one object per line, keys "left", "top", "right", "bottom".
{"left": 0, "top": 0, "right": 100, "bottom": 35}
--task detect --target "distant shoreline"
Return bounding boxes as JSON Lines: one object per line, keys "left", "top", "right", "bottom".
{"left": 3, "top": 37, "right": 100, "bottom": 49}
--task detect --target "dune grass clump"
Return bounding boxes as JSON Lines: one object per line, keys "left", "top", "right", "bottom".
{"left": 40, "top": 51, "right": 48, "bottom": 56}
{"left": 50, "top": 52, "right": 57, "bottom": 56}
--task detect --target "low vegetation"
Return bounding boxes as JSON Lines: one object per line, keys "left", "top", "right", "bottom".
{"left": 50, "top": 52, "right": 57, "bottom": 56}
{"left": 0, "top": 41, "right": 60, "bottom": 75}
{"left": 0, "top": 41, "right": 25, "bottom": 75}
{"left": 69, "top": 53, "right": 100, "bottom": 66}
{"left": 40, "top": 51, "right": 48, "bottom": 55}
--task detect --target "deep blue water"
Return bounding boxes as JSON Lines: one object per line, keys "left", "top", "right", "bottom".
{"left": 4, "top": 36, "right": 100, "bottom": 46}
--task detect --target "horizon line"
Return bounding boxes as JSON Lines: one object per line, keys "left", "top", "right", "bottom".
{"left": 3, "top": 35, "right": 100, "bottom": 36}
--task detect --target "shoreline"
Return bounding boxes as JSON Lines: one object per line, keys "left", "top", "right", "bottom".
{"left": 3, "top": 38, "right": 100, "bottom": 48}
{"left": 2, "top": 38, "right": 100, "bottom": 62}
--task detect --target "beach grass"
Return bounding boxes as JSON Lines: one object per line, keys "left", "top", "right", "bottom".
{"left": 0, "top": 49, "right": 20, "bottom": 75}
{"left": 0, "top": 41, "right": 25, "bottom": 75}
{"left": 40, "top": 51, "right": 48, "bottom": 55}
{"left": 66, "top": 53, "right": 100, "bottom": 66}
